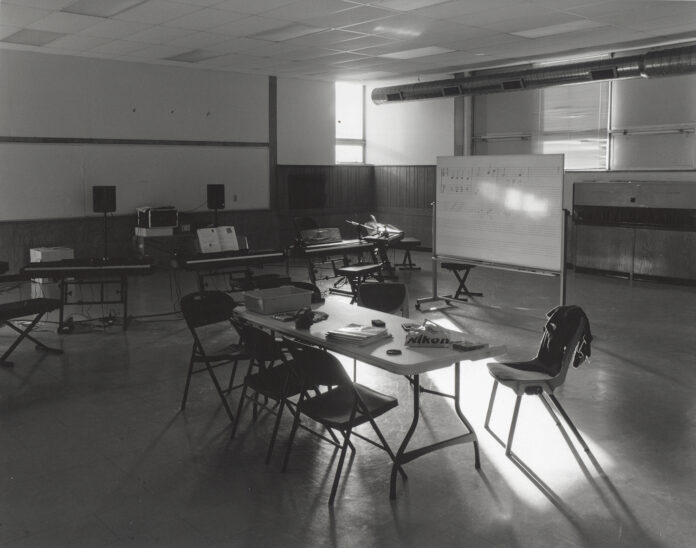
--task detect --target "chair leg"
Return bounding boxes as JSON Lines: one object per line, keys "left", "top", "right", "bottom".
{"left": 329, "top": 428, "right": 352, "bottom": 505}
{"left": 204, "top": 361, "right": 235, "bottom": 422}
{"left": 547, "top": 393, "right": 591, "bottom": 453}
{"left": 484, "top": 380, "right": 498, "bottom": 430}
{"left": 231, "top": 381, "right": 250, "bottom": 439}
{"left": 281, "top": 409, "right": 302, "bottom": 472}
{"left": 368, "top": 416, "right": 407, "bottom": 480}
{"left": 506, "top": 395, "right": 522, "bottom": 457}
{"left": 226, "top": 360, "right": 239, "bottom": 393}
{"left": 180, "top": 354, "right": 196, "bottom": 411}
{"left": 265, "top": 399, "right": 286, "bottom": 464}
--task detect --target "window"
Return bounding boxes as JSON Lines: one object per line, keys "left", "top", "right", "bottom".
{"left": 539, "top": 82, "right": 609, "bottom": 170}
{"left": 335, "top": 82, "right": 365, "bottom": 163}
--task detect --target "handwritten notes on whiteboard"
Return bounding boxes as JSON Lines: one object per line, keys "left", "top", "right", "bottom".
{"left": 435, "top": 155, "right": 564, "bottom": 272}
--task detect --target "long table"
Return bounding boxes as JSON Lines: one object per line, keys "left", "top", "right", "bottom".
{"left": 235, "top": 298, "right": 506, "bottom": 499}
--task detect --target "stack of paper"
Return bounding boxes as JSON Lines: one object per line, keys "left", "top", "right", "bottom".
{"left": 326, "top": 324, "right": 391, "bottom": 346}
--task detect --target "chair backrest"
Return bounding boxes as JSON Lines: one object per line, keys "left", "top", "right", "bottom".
{"left": 241, "top": 325, "right": 286, "bottom": 363}
{"left": 285, "top": 339, "right": 351, "bottom": 388}
{"left": 180, "top": 291, "right": 237, "bottom": 329}
{"left": 536, "top": 305, "right": 592, "bottom": 384}
{"left": 357, "top": 282, "right": 408, "bottom": 316}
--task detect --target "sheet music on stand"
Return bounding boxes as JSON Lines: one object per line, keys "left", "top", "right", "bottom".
{"left": 196, "top": 226, "right": 239, "bottom": 253}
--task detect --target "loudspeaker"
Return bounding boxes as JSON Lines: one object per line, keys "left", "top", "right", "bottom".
{"left": 92, "top": 186, "right": 116, "bottom": 213}
{"left": 207, "top": 184, "right": 225, "bottom": 210}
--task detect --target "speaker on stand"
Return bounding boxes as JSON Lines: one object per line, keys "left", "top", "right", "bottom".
{"left": 207, "top": 184, "right": 225, "bottom": 227}
{"left": 92, "top": 186, "right": 116, "bottom": 260}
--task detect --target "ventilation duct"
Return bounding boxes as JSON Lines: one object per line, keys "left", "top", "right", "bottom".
{"left": 371, "top": 44, "right": 696, "bottom": 104}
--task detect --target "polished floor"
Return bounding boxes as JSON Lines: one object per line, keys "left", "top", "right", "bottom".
{"left": 1, "top": 253, "right": 695, "bottom": 548}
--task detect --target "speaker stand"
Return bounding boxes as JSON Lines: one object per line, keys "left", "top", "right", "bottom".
{"left": 212, "top": 208, "right": 219, "bottom": 228}
{"left": 102, "top": 211, "right": 109, "bottom": 261}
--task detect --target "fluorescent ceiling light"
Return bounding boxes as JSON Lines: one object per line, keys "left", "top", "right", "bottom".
{"left": 1, "top": 29, "right": 65, "bottom": 46}
{"left": 166, "top": 49, "right": 223, "bottom": 63}
{"left": 251, "top": 23, "right": 324, "bottom": 42}
{"left": 512, "top": 19, "right": 607, "bottom": 39}
{"left": 381, "top": 46, "right": 454, "bottom": 59}
{"left": 62, "top": 0, "right": 148, "bottom": 18}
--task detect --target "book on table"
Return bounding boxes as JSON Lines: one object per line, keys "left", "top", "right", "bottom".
{"left": 326, "top": 323, "right": 392, "bottom": 345}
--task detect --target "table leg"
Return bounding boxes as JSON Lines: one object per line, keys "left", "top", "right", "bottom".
{"left": 390, "top": 373, "right": 421, "bottom": 500}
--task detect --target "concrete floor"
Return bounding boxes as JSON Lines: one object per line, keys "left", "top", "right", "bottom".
{"left": 1, "top": 252, "right": 695, "bottom": 547}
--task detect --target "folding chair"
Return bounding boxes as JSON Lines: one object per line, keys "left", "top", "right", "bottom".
{"left": 281, "top": 340, "right": 406, "bottom": 505}
{"left": 180, "top": 291, "right": 249, "bottom": 422}
{"left": 484, "top": 305, "right": 593, "bottom": 461}
{"left": 357, "top": 282, "right": 409, "bottom": 317}
{"left": 231, "top": 325, "right": 306, "bottom": 463}
{"left": 0, "top": 298, "right": 63, "bottom": 367}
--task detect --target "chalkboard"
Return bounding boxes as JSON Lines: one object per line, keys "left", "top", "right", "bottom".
{"left": 435, "top": 154, "right": 564, "bottom": 273}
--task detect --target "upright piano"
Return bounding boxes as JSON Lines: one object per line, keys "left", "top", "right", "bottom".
{"left": 21, "top": 257, "right": 154, "bottom": 333}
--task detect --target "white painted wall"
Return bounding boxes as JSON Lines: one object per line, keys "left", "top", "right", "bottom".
{"left": 277, "top": 77, "right": 335, "bottom": 165}
{"left": 365, "top": 85, "right": 454, "bottom": 165}
{"left": 0, "top": 50, "right": 270, "bottom": 219}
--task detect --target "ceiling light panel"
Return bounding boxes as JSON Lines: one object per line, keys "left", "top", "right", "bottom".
{"left": 1, "top": 28, "right": 65, "bottom": 46}
{"left": 62, "top": 0, "right": 147, "bottom": 17}
{"left": 206, "top": 36, "right": 269, "bottom": 53}
{"left": 284, "top": 29, "right": 365, "bottom": 47}
{"left": 373, "top": 0, "right": 452, "bottom": 10}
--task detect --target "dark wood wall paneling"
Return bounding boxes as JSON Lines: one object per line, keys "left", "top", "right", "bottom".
{"left": 373, "top": 166, "right": 435, "bottom": 247}
{"left": 0, "top": 164, "right": 435, "bottom": 273}
{"left": 275, "top": 165, "right": 375, "bottom": 246}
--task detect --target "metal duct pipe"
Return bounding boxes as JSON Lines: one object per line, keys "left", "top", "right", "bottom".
{"left": 371, "top": 44, "right": 696, "bottom": 104}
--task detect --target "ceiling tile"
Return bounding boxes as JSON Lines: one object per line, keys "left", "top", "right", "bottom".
{"left": 304, "top": 5, "right": 394, "bottom": 29}
{"left": 129, "top": 42, "right": 192, "bottom": 58}
{"left": 330, "top": 34, "right": 400, "bottom": 51}
{"left": 165, "top": 30, "right": 230, "bottom": 49}
{"left": 206, "top": 36, "right": 270, "bottom": 52}
{"left": 128, "top": 25, "right": 194, "bottom": 44}
{"left": 114, "top": 0, "right": 200, "bottom": 24}
{"left": 1, "top": 0, "right": 74, "bottom": 9}
{"left": 284, "top": 28, "right": 365, "bottom": 47}
{"left": 251, "top": 23, "right": 326, "bottom": 41}
{"left": 27, "top": 11, "right": 104, "bottom": 33}
{"left": 77, "top": 19, "right": 151, "bottom": 39}
{"left": 163, "top": 7, "right": 248, "bottom": 30}
{"left": 369, "top": 0, "right": 452, "bottom": 11}
{"left": 1, "top": 28, "right": 65, "bottom": 46}
{"left": 0, "top": 25, "right": 21, "bottom": 40}
{"left": 263, "top": 0, "right": 361, "bottom": 22}
{"left": 89, "top": 39, "right": 149, "bottom": 54}
{"left": 48, "top": 33, "right": 112, "bottom": 51}
{"left": 210, "top": 15, "right": 290, "bottom": 36}
{"left": 0, "top": 4, "right": 51, "bottom": 27}
{"left": 213, "top": 0, "right": 298, "bottom": 15}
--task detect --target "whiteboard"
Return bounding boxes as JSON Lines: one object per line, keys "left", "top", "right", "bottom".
{"left": 435, "top": 154, "right": 564, "bottom": 273}
{"left": 0, "top": 143, "right": 269, "bottom": 220}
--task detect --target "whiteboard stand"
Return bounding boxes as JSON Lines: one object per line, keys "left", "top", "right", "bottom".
{"left": 416, "top": 154, "right": 568, "bottom": 311}
{"left": 415, "top": 202, "right": 457, "bottom": 312}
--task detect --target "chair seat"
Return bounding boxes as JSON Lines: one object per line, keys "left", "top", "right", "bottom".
{"left": 391, "top": 237, "right": 420, "bottom": 250}
{"left": 193, "top": 343, "right": 248, "bottom": 364}
{"left": 298, "top": 383, "right": 398, "bottom": 430}
{"left": 246, "top": 360, "right": 303, "bottom": 400}
{"left": 487, "top": 361, "right": 554, "bottom": 395}
{"left": 334, "top": 264, "right": 382, "bottom": 276}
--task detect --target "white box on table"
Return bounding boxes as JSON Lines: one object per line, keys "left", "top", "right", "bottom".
{"left": 244, "top": 286, "right": 312, "bottom": 314}
{"left": 29, "top": 246, "right": 74, "bottom": 297}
